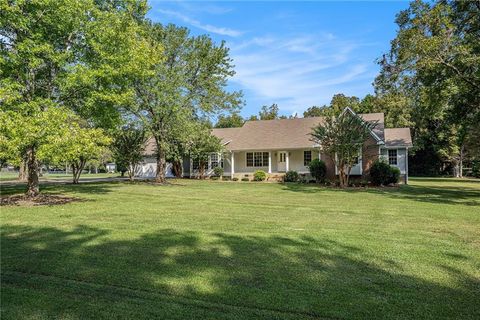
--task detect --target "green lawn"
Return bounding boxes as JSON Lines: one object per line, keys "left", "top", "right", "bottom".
{"left": 1, "top": 178, "right": 479, "bottom": 319}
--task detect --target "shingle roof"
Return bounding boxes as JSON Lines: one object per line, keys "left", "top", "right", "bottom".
{"left": 384, "top": 128, "right": 413, "bottom": 147}
{"left": 212, "top": 113, "right": 388, "bottom": 151}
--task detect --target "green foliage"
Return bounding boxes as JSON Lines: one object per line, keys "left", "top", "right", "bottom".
{"left": 258, "top": 104, "right": 279, "bottom": 120}
{"left": 213, "top": 166, "right": 224, "bottom": 177}
{"left": 215, "top": 113, "right": 244, "bottom": 128}
{"left": 375, "top": 0, "right": 480, "bottom": 176}
{"left": 42, "top": 117, "right": 111, "bottom": 184}
{"left": 389, "top": 166, "right": 401, "bottom": 185}
{"left": 253, "top": 170, "right": 267, "bottom": 181}
{"left": 311, "top": 109, "right": 377, "bottom": 188}
{"left": 189, "top": 126, "right": 223, "bottom": 179}
{"left": 126, "top": 23, "right": 242, "bottom": 182}
{"left": 308, "top": 159, "right": 327, "bottom": 183}
{"left": 284, "top": 170, "right": 299, "bottom": 182}
{"left": 0, "top": 0, "right": 150, "bottom": 194}
{"left": 232, "top": 177, "right": 239, "bottom": 181}
{"left": 241, "top": 177, "right": 250, "bottom": 182}
{"left": 370, "top": 159, "right": 400, "bottom": 186}
{"left": 111, "top": 125, "right": 147, "bottom": 181}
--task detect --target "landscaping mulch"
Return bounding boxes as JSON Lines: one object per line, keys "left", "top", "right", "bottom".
{"left": 0, "top": 194, "right": 82, "bottom": 207}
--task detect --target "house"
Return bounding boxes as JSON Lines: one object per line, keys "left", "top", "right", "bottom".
{"left": 136, "top": 108, "right": 413, "bottom": 183}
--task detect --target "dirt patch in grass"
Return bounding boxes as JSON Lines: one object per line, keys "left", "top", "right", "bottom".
{"left": 0, "top": 194, "right": 82, "bottom": 207}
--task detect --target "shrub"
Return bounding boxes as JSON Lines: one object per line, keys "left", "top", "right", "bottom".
{"left": 284, "top": 170, "right": 299, "bottom": 182}
{"left": 241, "top": 177, "right": 249, "bottom": 182}
{"left": 370, "top": 159, "right": 391, "bottom": 185}
{"left": 210, "top": 176, "right": 219, "bottom": 180}
{"left": 253, "top": 170, "right": 267, "bottom": 181}
{"left": 308, "top": 159, "right": 326, "bottom": 183}
{"left": 213, "top": 166, "right": 224, "bottom": 177}
{"left": 388, "top": 166, "right": 401, "bottom": 184}
{"left": 222, "top": 176, "right": 231, "bottom": 181}
{"left": 370, "top": 159, "right": 401, "bottom": 185}
{"left": 232, "top": 177, "right": 239, "bottom": 181}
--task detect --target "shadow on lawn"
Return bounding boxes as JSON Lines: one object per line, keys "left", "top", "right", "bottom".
{"left": 2, "top": 225, "right": 479, "bottom": 319}
{"left": 0, "top": 182, "right": 117, "bottom": 197}
{"left": 282, "top": 181, "right": 480, "bottom": 206}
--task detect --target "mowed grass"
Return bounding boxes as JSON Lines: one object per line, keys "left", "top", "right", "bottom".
{"left": 1, "top": 178, "right": 479, "bottom": 319}
{"left": 0, "top": 172, "right": 120, "bottom": 182}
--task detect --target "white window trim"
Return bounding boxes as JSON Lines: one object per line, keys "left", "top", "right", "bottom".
{"left": 388, "top": 149, "right": 398, "bottom": 166}
{"left": 246, "top": 151, "right": 269, "bottom": 167}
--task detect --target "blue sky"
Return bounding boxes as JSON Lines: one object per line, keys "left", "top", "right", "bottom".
{"left": 147, "top": 1, "right": 410, "bottom": 118}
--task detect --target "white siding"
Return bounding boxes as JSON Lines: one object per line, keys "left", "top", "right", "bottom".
{"left": 380, "top": 147, "right": 407, "bottom": 174}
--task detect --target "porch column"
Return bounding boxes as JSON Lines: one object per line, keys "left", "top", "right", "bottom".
{"left": 318, "top": 150, "right": 321, "bottom": 160}
{"left": 231, "top": 151, "right": 235, "bottom": 176}
{"left": 286, "top": 151, "right": 289, "bottom": 171}
{"left": 268, "top": 151, "right": 272, "bottom": 173}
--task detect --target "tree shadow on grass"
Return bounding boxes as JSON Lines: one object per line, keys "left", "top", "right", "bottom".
{"left": 281, "top": 181, "right": 480, "bottom": 207}
{"left": 365, "top": 184, "right": 480, "bottom": 207}
{"left": 2, "top": 225, "right": 479, "bottom": 319}
{"left": 0, "top": 182, "right": 117, "bottom": 197}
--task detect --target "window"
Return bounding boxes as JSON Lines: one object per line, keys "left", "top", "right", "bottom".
{"left": 388, "top": 149, "right": 397, "bottom": 165}
{"left": 210, "top": 153, "right": 219, "bottom": 168}
{"left": 246, "top": 153, "right": 253, "bottom": 167}
{"left": 303, "top": 150, "right": 312, "bottom": 166}
{"left": 246, "top": 152, "right": 269, "bottom": 167}
{"left": 192, "top": 159, "right": 199, "bottom": 170}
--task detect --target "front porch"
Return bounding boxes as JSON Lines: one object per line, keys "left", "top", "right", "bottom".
{"left": 224, "top": 149, "right": 320, "bottom": 176}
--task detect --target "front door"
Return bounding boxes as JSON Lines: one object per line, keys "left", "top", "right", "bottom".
{"left": 278, "top": 152, "right": 287, "bottom": 172}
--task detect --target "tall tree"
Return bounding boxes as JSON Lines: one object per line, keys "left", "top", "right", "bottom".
{"left": 111, "top": 124, "right": 147, "bottom": 181}
{"left": 303, "top": 105, "right": 328, "bottom": 118}
{"left": 0, "top": 0, "right": 150, "bottom": 196}
{"left": 188, "top": 126, "right": 223, "bottom": 179}
{"left": 215, "top": 112, "right": 244, "bottom": 128}
{"left": 258, "top": 103, "right": 279, "bottom": 120}
{"left": 127, "top": 23, "right": 242, "bottom": 183}
{"left": 375, "top": 0, "right": 480, "bottom": 176}
{"left": 311, "top": 110, "right": 377, "bottom": 188}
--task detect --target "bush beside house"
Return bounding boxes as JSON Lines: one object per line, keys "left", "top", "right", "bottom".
{"left": 308, "top": 159, "right": 326, "bottom": 183}
{"left": 370, "top": 159, "right": 400, "bottom": 186}
{"left": 284, "top": 171, "right": 299, "bottom": 182}
{"left": 253, "top": 170, "right": 267, "bottom": 181}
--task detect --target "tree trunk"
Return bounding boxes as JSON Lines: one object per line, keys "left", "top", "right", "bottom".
{"left": 72, "top": 160, "right": 86, "bottom": 184}
{"left": 172, "top": 160, "right": 182, "bottom": 178}
{"left": 25, "top": 146, "right": 39, "bottom": 197}
{"left": 18, "top": 158, "right": 28, "bottom": 181}
{"left": 128, "top": 164, "right": 135, "bottom": 181}
{"left": 155, "top": 147, "right": 167, "bottom": 183}
{"left": 459, "top": 145, "right": 464, "bottom": 178}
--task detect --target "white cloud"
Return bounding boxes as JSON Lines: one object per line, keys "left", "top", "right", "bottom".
{"left": 229, "top": 34, "right": 375, "bottom": 112}
{"left": 157, "top": 9, "right": 243, "bottom": 37}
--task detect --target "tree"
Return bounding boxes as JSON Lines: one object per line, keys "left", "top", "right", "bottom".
{"left": 303, "top": 105, "right": 328, "bottom": 117}
{"left": 111, "top": 125, "right": 147, "bottom": 181}
{"left": 188, "top": 126, "right": 223, "bottom": 179}
{"left": 42, "top": 117, "right": 111, "bottom": 184}
{"left": 127, "top": 23, "right": 242, "bottom": 183}
{"left": 258, "top": 103, "right": 279, "bottom": 120}
{"left": 311, "top": 109, "right": 377, "bottom": 188}
{"left": 215, "top": 112, "right": 244, "bottom": 128}
{"left": 0, "top": 0, "right": 150, "bottom": 196}
{"left": 375, "top": 0, "right": 480, "bottom": 177}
